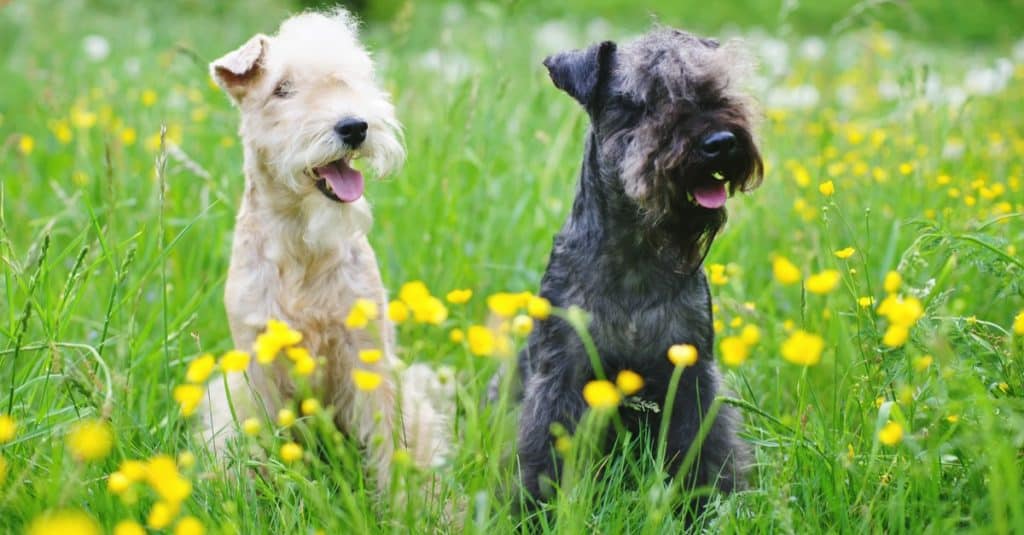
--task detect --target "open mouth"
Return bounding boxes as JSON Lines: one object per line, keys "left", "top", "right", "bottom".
{"left": 313, "top": 159, "right": 364, "bottom": 203}
{"left": 688, "top": 171, "right": 730, "bottom": 209}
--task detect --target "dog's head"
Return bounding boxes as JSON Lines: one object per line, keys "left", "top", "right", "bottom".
{"left": 544, "top": 28, "right": 764, "bottom": 265}
{"left": 211, "top": 9, "right": 404, "bottom": 206}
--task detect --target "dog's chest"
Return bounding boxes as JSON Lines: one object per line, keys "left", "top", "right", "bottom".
{"left": 225, "top": 229, "right": 381, "bottom": 351}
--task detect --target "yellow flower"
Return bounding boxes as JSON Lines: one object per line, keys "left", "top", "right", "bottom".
{"left": 293, "top": 355, "right": 316, "bottom": 376}
{"left": 449, "top": 328, "right": 465, "bottom": 343}
{"left": 277, "top": 408, "right": 296, "bottom": 428}
{"left": 487, "top": 292, "right": 525, "bottom": 317}
{"left": 173, "top": 384, "right": 204, "bottom": 416}
{"left": 18, "top": 135, "right": 35, "bottom": 155}
{"left": 805, "top": 269, "right": 841, "bottom": 294}
{"left": 120, "top": 460, "right": 147, "bottom": 481}
{"left": 582, "top": 380, "right": 622, "bottom": 410}
{"left": 912, "top": 355, "right": 933, "bottom": 372}
{"left": 351, "top": 369, "right": 383, "bottom": 391}
{"left": 399, "top": 280, "right": 430, "bottom": 305}
{"left": 527, "top": 296, "right": 552, "bottom": 319}
{"left": 52, "top": 120, "right": 73, "bottom": 144}
{"left": 946, "top": 415, "right": 960, "bottom": 424}
{"left": 387, "top": 300, "right": 409, "bottom": 323}
{"left": 1013, "top": 311, "right": 1024, "bottom": 335}
{"left": 772, "top": 256, "right": 801, "bottom": 285}
{"left": 446, "top": 289, "right": 473, "bottom": 304}
{"left": 358, "top": 349, "right": 382, "bottom": 364}
{"left": 242, "top": 418, "right": 261, "bottom": 436}
{"left": 70, "top": 105, "right": 97, "bottom": 129}
{"left": 177, "top": 451, "right": 196, "bottom": 469}
{"left": 120, "top": 127, "right": 137, "bottom": 146}
{"left": 185, "top": 354, "right": 216, "bottom": 383}
{"left": 467, "top": 325, "right": 496, "bottom": 357}
{"left": 147, "top": 501, "right": 178, "bottom": 529}
{"left": 0, "top": 414, "right": 16, "bottom": 443}
{"left": 713, "top": 319, "right": 724, "bottom": 333}
{"left": 882, "top": 325, "right": 909, "bottom": 347}
{"left": 883, "top": 271, "right": 902, "bottom": 294}
{"left": 858, "top": 296, "right": 874, "bottom": 308}
{"left": 67, "top": 419, "right": 113, "bottom": 461}
{"left": 998, "top": 382, "right": 1009, "bottom": 394}
{"left": 345, "top": 298, "right": 379, "bottom": 329}
{"left": 27, "top": 510, "right": 100, "bottom": 535}
{"left": 555, "top": 436, "right": 572, "bottom": 454}
{"left": 410, "top": 296, "right": 448, "bottom": 325}
{"left": 285, "top": 346, "right": 311, "bottom": 363}
{"left": 729, "top": 316, "right": 744, "bottom": 328}
{"left": 511, "top": 315, "right": 534, "bottom": 336}
{"left": 708, "top": 263, "right": 729, "bottom": 285}
{"left": 667, "top": 344, "right": 698, "bottom": 367}
{"left": 740, "top": 324, "right": 761, "bottom": 346}
{"left": 254, "top": 319, "right": 302, "bottom": 363}
{"left": 219, "top": 350, "right": 250, "bottom": 373}
{"left": 818, "top": 180, "right": 835, "bottom": 196}
{"left": 833, "top": 247, "right": 856, "bottom": 259}
{"left": 280, "top": 442, "right": 303, "bottom": 463}
{"left": 145, "top": 455, "right": 191, "bottom": 504}
{"left": 300, "top": 398, "right": 320, "bottom": 416}
{"left": 615, "top": 370, "right": 644, "bottom": 395}
{"left": 720, "top": 336, "right": 750, "bottom": 367}
{"left": 141, "top": 89, "right": 158, "bottom": 107}
{"left": 878, "top": 421, "right": 903, "bottom": 446}
{"left": 107, "top": 471, "right": 132, "bottom": 494}
{"left": 174, "top": 516, "right": 205, "bottom": 535}
{"left": 114, "top": 520, "right": 145, "bottom": 535}
{"left": 878, "top": 295, "right": 923, "bottom": 327}
{"left": 781, "top": 330, "right": 825, "bottom": 366}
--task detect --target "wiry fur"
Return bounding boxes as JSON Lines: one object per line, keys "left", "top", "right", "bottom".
{"left": 504, "top": 28, "right": 763, "bottom": 512}
{"left": 201, "top": 9, "right": 448, "bottom": 488}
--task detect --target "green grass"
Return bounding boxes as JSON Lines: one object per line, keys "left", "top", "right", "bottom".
{"left": 2, "top": 0, "right": 1024, "bottom": 533}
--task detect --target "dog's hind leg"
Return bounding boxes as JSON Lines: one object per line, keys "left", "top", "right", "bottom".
{"left": 346, "top": 376, "right": 398, "bottom": 490}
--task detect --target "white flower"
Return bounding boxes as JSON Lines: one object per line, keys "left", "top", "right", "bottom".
{"left": 877, "top": 79, "right": 901, "bottom": 100}
{"left": 759, "top": 38, "right": 790, "bottom": 76}
{"left": 766, "top": 84, "right": 819, "bottom": 110}
{"left": 441, "top": 3, "right": 465, "bottom": 24}
{"left": 533, "top": 21, "right": 577, "bottom": 55}
{"left": 1013, "top": 38, "right": 1024, "bottom": 61}
{"left": 942, "top": 138, "right": 965, "bottom": 160}
{"left": 83, "top": 35, "right": 110, "bottom": 62}
{"left": 799, "top": 37, "right": 826, "bottom": 62}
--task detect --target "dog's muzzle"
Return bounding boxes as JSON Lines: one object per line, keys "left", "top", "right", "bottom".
{"left": 686, "top": 131, "right": 749, "bottom": 209}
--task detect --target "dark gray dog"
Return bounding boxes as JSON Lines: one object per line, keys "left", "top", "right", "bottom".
{"left": 508, "top": 28, "right": 763, "bottom": 508}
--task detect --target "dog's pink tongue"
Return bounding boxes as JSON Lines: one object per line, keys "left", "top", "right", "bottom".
{"left": 316, "top": 161, "right": 364, "bottom": 203}
{"left": 692, "top": 183, "right": 728, "bottom": 209}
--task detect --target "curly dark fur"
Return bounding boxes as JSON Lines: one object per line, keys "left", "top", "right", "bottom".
{"left": 496, "top": 28, "right": 763, "bottom": 512}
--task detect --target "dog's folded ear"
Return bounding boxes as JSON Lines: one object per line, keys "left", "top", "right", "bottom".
{"left": 543, "top": 41, "right": 617, "bottom": 109}
{"left": 211, "top": 34, "right": 269, "bottom": 103}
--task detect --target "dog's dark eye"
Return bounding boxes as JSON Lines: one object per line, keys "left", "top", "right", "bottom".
{"left": 273, "top": 80, "right": 295, "bottom": 98}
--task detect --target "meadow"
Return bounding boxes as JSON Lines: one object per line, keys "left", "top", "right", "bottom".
{"left": 2, "top": 0, "right": 1024, "bottom": 533}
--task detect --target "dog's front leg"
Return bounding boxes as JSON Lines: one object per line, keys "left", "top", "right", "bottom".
{"left": 516, "top": 371, "right": 586, "bottom": 504}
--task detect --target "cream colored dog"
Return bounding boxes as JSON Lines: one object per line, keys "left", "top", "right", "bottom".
{"left": 203, "top": 9, "right": 447, "bottom": 487}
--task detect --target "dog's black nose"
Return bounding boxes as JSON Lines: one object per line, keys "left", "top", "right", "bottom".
{"left": 335, "top": 118, "right": 368, "bottom": 148}
{"left": 700, "top": 131, "right": 736, "bottom": 158}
